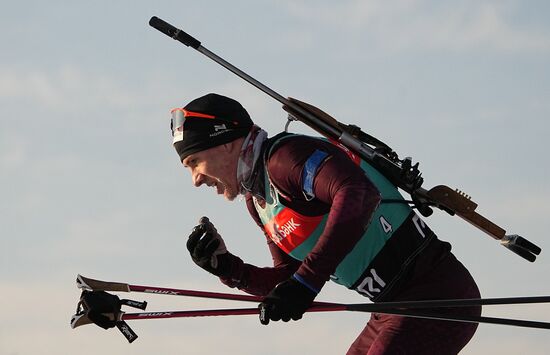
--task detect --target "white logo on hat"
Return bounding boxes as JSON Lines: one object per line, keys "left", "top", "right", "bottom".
{"left": 173, "top": 127, "right": 184, "bottom": 143}
{"left": 214, "top": 124, "right": 227, "bottom": 131}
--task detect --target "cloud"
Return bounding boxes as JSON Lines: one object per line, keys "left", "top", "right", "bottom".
{"left": 284, "top": 0, "right": 550, "bottom": 53}
{"left": 0, "top": 134, "right": 27, "bottom": 169}
{"left": 0, "top": 66, "right": 137, "bottom": 111}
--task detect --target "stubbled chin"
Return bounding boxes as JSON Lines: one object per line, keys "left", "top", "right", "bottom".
{"left": 223, "top": 189, "right": 238, "bottom": 201}
{"left": 214, "top": 182, "right": 234, "bottom": 201}
{"left": 222, "top": 185, "right": 238, "bottom": 201}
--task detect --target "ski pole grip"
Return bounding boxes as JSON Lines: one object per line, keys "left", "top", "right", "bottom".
{"left": 149, "top": 16, "right": 201, "bottom": 49}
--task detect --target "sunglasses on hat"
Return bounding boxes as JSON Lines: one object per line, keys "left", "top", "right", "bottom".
{"left": 170, "top": 108, "right": 218, "bottom": 143}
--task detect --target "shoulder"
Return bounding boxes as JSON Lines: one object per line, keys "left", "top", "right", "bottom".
{"left": 267, "top": 134, "right": 344, "bottom": 167}
{"left": 265, "top": 134, "right": 353, "bottom": 199}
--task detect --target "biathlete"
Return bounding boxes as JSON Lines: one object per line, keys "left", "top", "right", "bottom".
{"left": 172, "top": 93, "right": 481, "bottom": 354}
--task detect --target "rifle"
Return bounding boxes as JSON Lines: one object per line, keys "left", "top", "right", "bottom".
{"left": 148, "top": 16, "right": 541, "bottom": 262}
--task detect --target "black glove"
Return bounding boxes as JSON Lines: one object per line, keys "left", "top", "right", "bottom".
{"left": 187, "top": 216, "right": 230, "bottom": 277}
{"left": 80, "top": 290, "right": 121, "bottom": 329}
{"left": 258, "top": 276, "right": 317, "bottom": 325}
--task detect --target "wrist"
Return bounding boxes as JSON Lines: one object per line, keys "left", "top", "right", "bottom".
{"left": 208, "top": 252, "right": 229, "bottom": 277}
{"left": 292, "top": 273, "right": 320, "bottom": 295}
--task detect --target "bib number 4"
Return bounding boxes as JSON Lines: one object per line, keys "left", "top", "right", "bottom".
{"left": 379, "top": 216, "right": 393, "bottom": 233}
{"left": 380, "top": 214, "right": 428, "bottom": 238}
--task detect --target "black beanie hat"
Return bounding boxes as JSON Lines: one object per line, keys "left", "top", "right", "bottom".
{"left": 171, "top": 93, "right": 253, "bottom": 161}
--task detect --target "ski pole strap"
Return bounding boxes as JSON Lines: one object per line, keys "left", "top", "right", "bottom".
{"left": 116, "top": 321, "right": 138, "bottom": 343}
{"left": 120, "top": 299, "right": 148, "bottom": 310}
{"left": 73, "top": 290, "right": 144, "bottom": 343}
{"left": 79, "top": 290, "right": 122, "bottom": 329}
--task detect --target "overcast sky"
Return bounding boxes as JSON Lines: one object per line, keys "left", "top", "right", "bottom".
{"left": 1, "top": 1, "right": 549, "bottom": 354}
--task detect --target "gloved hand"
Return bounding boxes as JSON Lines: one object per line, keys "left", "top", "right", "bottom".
{"left": 187, "top": 216, "right": 230, "bottom": 277}
{"left": 80, "top": 290, "right": 121, "bottom": 329}
{"left": 258, "top": 276, "right": 317, "bottom": 325}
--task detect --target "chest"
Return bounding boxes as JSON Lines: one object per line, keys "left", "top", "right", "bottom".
{"left": 253, "top": 186, "right": 329, "bottom": 257}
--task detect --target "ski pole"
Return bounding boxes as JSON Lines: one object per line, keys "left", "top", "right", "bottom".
{"left": 75, "top": 304, "right": 550, "bottom": 331}
{"left": 78, "top": 275, "right": 550, "bottom": 309}
{"left": 72, "top": 276, "right": 550, "bottom": 337}
{"left": 76, "top": 274, "right": 334, "bottom": 305}
{"left": 77, "top": 274, "right": 264, "bottom": 302}
{"left": 124, "top": 308, "right": 550, "bottom": 330}
{"left": 71, "top": 300, "right": 550, "bottom": 344}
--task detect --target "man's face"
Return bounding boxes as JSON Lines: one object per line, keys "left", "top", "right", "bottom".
{"left": 182, "top": 144, "right": 240, "bottom": 201}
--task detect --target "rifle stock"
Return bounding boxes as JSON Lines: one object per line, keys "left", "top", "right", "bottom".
{"left": 425, "top": 185, "right": 505, "bottom": 239}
